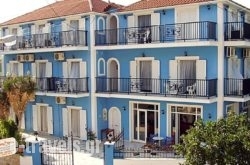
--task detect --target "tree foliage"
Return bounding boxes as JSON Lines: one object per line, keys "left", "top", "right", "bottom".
{"left": 174, "top": 112, "right": 250, "bottom": 165}
{"left": 2, "top": 75, "right": 36, "bottom": 129}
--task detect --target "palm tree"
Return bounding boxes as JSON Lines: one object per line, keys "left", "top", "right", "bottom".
{"left": 3, "top": 74, "right": 36, "bottom": 129}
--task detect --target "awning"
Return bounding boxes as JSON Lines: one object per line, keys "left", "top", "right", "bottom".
{"left": 0, "top": 35, "right": 16, "bottom": 46}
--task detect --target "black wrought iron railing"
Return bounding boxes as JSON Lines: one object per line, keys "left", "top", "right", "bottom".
{"left": 95, "top": 21, "right": 217, "bottom": 45}
{"left": 224, "top": 78, "right": 250, "bottom": 97}
{"left": 114, "top": 148, "right": 180, "bottom": 159}
{"left": 36, "top": 77, "right": 89, "bottom": 94}
{"left": 0, "top": 30, "right": 88, "bottom": 51}
{"left": 96, "top": 77, "right": 217, "bottom": 98}
{"left": 224, "top": 22, "right": 250, "bottom": 40}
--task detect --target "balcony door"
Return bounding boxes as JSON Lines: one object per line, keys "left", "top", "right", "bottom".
{"left": 107, "top": 59, "right": 119, "bottom": 92}
{"left": 31, "top": 60, "right": 52, "bottom": 91}
{"left": 169, "top": 105, "right": 201, "bottom": 144}
{"left": 228, "top": 58, "right": 243, "bottom": 95}
{"left": 130, "top": 57, "right": 159, "bottom": 93}
{"left": 169, "top": 57, "right": 206, "bottom": 95}
{"left": 176, "top": 6, "right": 198, "bottom": 40}
{"left": 109, "top": 16, "right": 117, "bottom": 44}
{"left": 132, "top": 103, "right": 159, "bottom": 143}
{"left": 63, "top": 59, "right": 87, "bottom": 92}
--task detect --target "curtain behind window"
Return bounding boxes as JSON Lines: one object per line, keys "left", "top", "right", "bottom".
{"left": 38, "top": 62, "right": 46, "bottom": 90}
{"left": 69, "top": 62, "right": 80, "bottom": 92}
{"left": 138, "top": 15, "right": 151, "bottom": 27}
{"left": 140, "top": 61, "right": 152, "bottom": 91}
{"left": 179, "top": 60, "right": 196, "bottom": 91}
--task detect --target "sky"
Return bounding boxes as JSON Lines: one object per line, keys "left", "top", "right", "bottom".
{"left": 0, "top": 0, "right": 249, "bottom": 23}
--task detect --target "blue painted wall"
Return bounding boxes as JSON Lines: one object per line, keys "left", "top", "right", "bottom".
{"left": 97, "top": 46, "right": 219, "bottom": 79}
{"left": 97, "top": 97, "right": 217, "bottom": 140}
{"left": 25, "top": 96, "right": 91, "bottom": 137}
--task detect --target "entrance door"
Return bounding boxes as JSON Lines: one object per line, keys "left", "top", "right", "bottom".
{"left": 108, "top": 60, "right": 119, "bottom": 92}
{"left": 132, "top": 103, "right": 159, "bottom": 143}
{"left": 170, "top": 106, "right": 201, "bottom": 144}
{"left": 109, "top": 107, "right": 121, "bottom": 135}
{"left": 62, "top": 108, "right": 87, "bottom": 140}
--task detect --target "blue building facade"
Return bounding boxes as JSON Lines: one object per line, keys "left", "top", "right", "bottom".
{"left": 0, "top": 0, "right": 250, "bottom": 145}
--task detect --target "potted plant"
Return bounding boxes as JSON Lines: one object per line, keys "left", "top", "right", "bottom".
{"left": 87, "top": 130, "right": 97, "bottom": 141}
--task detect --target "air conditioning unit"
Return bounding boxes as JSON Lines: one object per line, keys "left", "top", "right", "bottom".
{"left": 24, "top": 54, "right": 34, "bottom": 62}
{"left": 243, "top": 48, "right": 250, "bottom": 58}
{"left": 226, "top": 47, "right": 236, "bottom": 58}
{"left": 55, "top": 96, "right": 66, "bottom": 104}
{"left": 16, "top": 55, "right": 25, "bottom": 62}
{"left": 54, "top": 52, "right": 65, "bottom": 61}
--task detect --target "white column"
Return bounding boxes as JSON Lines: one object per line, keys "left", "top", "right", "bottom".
{"left": 89, "top": 14, "right": 98, "bottom": 136}
{"left": 217, "top": 2, "right": 225, "bottom": 119}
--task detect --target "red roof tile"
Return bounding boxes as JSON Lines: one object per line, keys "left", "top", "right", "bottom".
{"left": 1, "top": 0, "right": 115, "bottom": 26}
{"left": 124, "top": 0, "right": 215, "bottom": 11}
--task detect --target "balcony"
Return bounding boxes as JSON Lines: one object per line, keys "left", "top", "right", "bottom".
{"left": 95, "top": 21, "right": 217, "bottom": 46}
{"left": 224, "top": 78, "right": 250, "bottom": 97}
{"left": 0, "top": 30, "right": 88, "bottom": 51}
{"left": 96, "top": 77, "right": 217, "bottom": 98}
{"left": 224, "top": 22, "right": 250, "bottom": 40}
{"left": 36, "top": 77, "right": 89, "bottom": 94}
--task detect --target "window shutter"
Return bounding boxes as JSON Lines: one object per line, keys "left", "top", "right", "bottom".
{"left": 62, "top": 20, "right": 68, "bottom": 31}
{"left": 47, "top": 106, "right": 53, "bottom": 134}
{"left": 244, "top": 58, "right": 250, "bottom": 78}
{"left": 31, "top": 63, "right": 37, "bottom": 78}
{"left": 130, "top": 60, "right": 138, "bottom": 92}
{"left": 79, "top": 18, "right": 85, "bottom": 30}
{"left": 196, "top": 60, "right": 207, "bottom": 96}
{"left": 80, "top": 110, "right": 87, "bottom": 140}
{"left": 43, "top": 23, "right": 50, "bottom": 33}
{"left": 127, "top": 16, "right": 135, "bottom": 28}
{"left": 79, "top": 61, "right": 86, "bottom": 78}
{"left": 31, "top": 25, "right": 36, "bottom": 35}
{"left": 21, "top": 113, "right": 25, "bottom": 129}
{"left": 63, "top": 62, "right": 68, "bottom": 78}
{"left": 62, "top": 108, "right": 68, "bottom": 136}
{"left": 46, "top": 62, "right": 52, "bottom": 77}
{"left": 9, "top": 107, "right": 16, "bottom": 123}
{"left": 151, "top": 13, "right": 160, "bottom": 41}
{"left": 33, "top": 105, "right": 38, "bottom": 131}
{"left": 18, "top": 63, "right": 24, "bottom": 76}
{"left": 6, "top": 63, "right": 10, "bottom": 75}
{"left": 152, "top": 60, "right": 160, "bottom": 93}
{"left": 169, "top": 60, "right": 177, "bottom": 80}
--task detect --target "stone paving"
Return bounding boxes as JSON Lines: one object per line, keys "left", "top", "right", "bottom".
{"left": 22, "top": 132, "right": 184, "bottom": 165}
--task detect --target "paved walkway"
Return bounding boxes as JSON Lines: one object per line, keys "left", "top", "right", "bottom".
{"left": 22, "top": 132, "right": 184, "bottom": 165}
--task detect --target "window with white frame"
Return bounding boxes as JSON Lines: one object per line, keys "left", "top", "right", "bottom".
{"left": 31, "top": 60, "right": 52, "bottom": 91}
{"left": 33, "top": 104, "right": 53, "bottom": 134}
{"left": 169, "top": 56, "right": 206, "bottom": 96}
{"left": 97, "top": 17, "right": 105, "bottom": 34}
{"left": 98, "top": 58, "right": 105, "bottom": 76}
{"left": 6, "top": 61, "right": 23, "bottom": 76}
{"left": 226, "top": 103, "right": 239, "bottom": 115}
{"left": 9, "top": 107, "right": 25, "bottom": 129}
{"left": 130, "top": 57, "right": 160, "bottom": 93}
{"left": 62, "top": 107, "right": 87, "bottom": 139}
{"left": 127, "top": 13, "right": 159, "bottom": 43}
{"left": 63, "top": 59, "right": 86, "bottom": 92}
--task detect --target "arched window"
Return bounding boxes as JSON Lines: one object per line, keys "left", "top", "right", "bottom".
{"left": 98, "top": 58, "right": 105, "bottom": 76}
{"left": 97, "top": 17, "right": 105, "bottom": 34}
